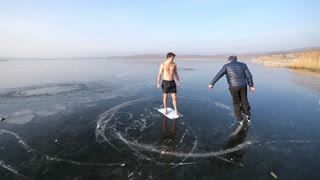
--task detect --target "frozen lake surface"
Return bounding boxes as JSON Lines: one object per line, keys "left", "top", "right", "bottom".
{"left": 0, "top": 59, "right": 320, "bottom": 180}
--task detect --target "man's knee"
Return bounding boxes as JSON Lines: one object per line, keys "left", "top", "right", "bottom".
{"left": 171, "top": 94, "right": 177, "bottom": 100}
{"left": 233, "top": 100, "right": 241, "bottom": 105}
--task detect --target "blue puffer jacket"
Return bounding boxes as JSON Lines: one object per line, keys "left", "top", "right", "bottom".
{"left": 210, "top": 60, "right": 254, "bottom": 87}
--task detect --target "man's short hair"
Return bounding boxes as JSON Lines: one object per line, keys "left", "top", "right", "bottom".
{"left": 167, "top": 52, "right": 176, "bottom": 59}
{"left": 228, "top": 56, "right": 237, "bottom": 61}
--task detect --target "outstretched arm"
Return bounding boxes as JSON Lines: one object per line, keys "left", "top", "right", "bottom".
{"left": 209, "top": 65, "right": 227, "bottom": 89}
{"left": 174, "top": 64, "right": 181, "bottom": 88}
{"left": 157, "top": 63, "right": 164, "bottom": 89}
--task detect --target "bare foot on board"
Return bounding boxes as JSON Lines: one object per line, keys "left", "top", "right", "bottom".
{"left": 164, "top": 108, "right": 167, "bottom": 115}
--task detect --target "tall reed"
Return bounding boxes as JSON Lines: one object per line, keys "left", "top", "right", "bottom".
{"left": 291, "top": 50, "right": 320, "bottom": 70}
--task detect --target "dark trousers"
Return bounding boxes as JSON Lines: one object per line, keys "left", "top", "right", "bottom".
{"left": 229, "top": 85, "right": 251, "bottom": 121}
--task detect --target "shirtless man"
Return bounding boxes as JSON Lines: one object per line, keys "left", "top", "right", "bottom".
{"left": 157, "top": 52, "right": 181, "bottom": 115}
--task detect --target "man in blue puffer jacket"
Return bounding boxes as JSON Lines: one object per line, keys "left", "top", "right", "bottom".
{"left": 208, "top": 56, "right": 255, "bottom": 124}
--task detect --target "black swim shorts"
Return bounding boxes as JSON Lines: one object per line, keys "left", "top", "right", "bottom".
{"left": 162, "top": 80, "right": 177, "bottom": 93}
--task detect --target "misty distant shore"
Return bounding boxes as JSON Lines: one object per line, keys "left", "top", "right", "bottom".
{"left": 0, "top": 54, "right": 252, "bottom": 61}
{"left": 1, "top": 47, "right": 319, "bottom": 63}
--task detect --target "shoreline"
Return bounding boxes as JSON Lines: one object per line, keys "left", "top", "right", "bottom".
{"left": 253, "top": 58, "right": 320, "bottom": 72}
{"left": 252, "top": 58, "right": 295, "bottom": 68}
{"left": 253, "top": 49, "right": 320, "bottom": 71}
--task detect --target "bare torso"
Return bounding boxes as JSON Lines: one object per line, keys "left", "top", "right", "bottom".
{"left": 162, "top": 62, "right": 176, "bottom": 81}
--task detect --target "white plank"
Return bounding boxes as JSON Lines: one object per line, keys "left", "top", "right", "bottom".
{"left": 157, "top": 107, "right": 183, "bottom": 120}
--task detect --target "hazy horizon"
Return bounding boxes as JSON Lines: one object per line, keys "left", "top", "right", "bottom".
{"left": 1, "top": 0, "right": 320, "bottom": 58}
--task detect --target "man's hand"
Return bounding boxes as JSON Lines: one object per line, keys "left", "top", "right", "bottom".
{"left": 250, "top": 86, "right": 255, "bottom": 92}
{"left": 157, "top": 84, "right": 161, "bottom": 89}
{"left": 208, "top": 85, "right": 213, "bottom": 89}
{"left": 178, "top": 82, "right": 181, "bottom": 88}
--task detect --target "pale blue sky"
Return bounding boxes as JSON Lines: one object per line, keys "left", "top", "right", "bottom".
{"left": 1, "top": 0, "right": 319, "bottom": 57}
